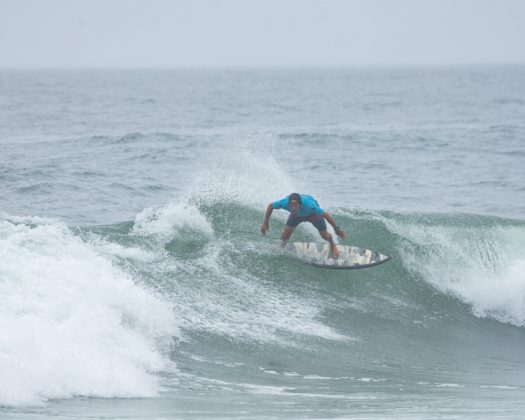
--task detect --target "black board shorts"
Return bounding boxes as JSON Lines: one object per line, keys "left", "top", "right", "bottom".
{"left": 286, "top": 213, "right": 327, "bottom": 232}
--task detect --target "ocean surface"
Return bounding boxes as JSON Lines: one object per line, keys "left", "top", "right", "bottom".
{"left": 1, "top": 66, "right": 525, "bottom": 419}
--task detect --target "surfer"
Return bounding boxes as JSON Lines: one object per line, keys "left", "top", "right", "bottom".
{"left": 261, "top": 193, "right": 347, "bottom": 258}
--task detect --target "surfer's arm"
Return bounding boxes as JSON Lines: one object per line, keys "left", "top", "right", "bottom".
{"left": 261, "top": 204, "right": 273, "bottom": 235}
{"left": 322, "top": 211, "right": 347, "bottom": 239}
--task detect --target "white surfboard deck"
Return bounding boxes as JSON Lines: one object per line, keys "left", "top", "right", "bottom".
{"left": 285, "top": 241, "right": 391, "bottom": 269}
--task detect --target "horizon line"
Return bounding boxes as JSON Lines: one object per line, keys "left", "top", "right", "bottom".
{"left": 1, "top": 62, "right": 525, "bottom": 71}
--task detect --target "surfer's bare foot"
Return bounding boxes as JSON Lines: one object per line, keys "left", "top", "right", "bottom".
{"left": 332, "top": 246, "right": 339, "bottom": 259}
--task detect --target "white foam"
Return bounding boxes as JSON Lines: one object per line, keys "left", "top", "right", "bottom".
{"left": 0, "top": 219, "right": 179, "bottom": 407}
{"left": 436, "top": 383, "right": 465, "bottom": 388}
{"left": 455, "top": 257, "right": 525, "bottom": 326}
{"left": 241, "top": 383, "right": 296, "bottom": 396}
{"left": 480, "top": 385, "right": 519, "bottom": 389}
{"left": 260, "top": 369, "right": 280, "bottom": 375}
{"left": 242, "top": 383, "right": 377, "bottom": 399}
{"left": 132, "top": 202, "right": 213, "bottom": 240}
{"left": 283, "top": 371, "right": 301, "bottom": 377}
{"left": 0, "top": 212, "right": 59, "bottom": 226}
{"left": 89, "top": 236, "right": 159, "bottom": 262}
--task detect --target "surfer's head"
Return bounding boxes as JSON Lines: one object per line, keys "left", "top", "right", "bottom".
{"left": 289, "top": 193, "right": 301, "bottom": 213}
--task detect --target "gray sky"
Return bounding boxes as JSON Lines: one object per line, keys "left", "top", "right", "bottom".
{"left": 1, "top": 0, "right": 524, "bottom": 68}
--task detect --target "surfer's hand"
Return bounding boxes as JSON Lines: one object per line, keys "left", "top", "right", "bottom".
{"left": 261, "top": 223, "right": 269, "bottom": 235}
{"left": 335, "top": 227, "right": 347, "bottom": 239}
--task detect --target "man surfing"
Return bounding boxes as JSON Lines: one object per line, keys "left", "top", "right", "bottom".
{"left": 261, "top": 193, "right": 347, "bottom": 258}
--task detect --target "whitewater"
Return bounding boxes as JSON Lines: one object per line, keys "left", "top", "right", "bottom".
{"left": 1, "top": 67, "right": 525, "bottom": 419}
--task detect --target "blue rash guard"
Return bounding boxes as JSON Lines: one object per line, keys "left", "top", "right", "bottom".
{"left": 271, "top": 194, "right": 327, "bottom": 231}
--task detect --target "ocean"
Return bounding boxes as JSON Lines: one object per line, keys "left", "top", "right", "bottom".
{"left": 1, "top": 66, "right": 525, "bottom": 419}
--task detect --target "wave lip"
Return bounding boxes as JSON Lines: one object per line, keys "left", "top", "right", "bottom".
{"left": 383, "top": 213, "right": 525, "bottom": 327}
{"left": 0, "top": 217, "right": 179, "bottom": 407}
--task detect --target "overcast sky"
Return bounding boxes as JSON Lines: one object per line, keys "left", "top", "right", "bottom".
{"left": 1, "top": 0, "right": 524, "bottom": 68}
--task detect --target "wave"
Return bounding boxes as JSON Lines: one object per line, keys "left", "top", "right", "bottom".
{"left": 2, "top": 199, "right": 524, "bottom": 408}
{"left": 380, "top": 212, "right": 525, "bottom": 327}
{"left": 0, "top": 216, "right": 179, "bottom": 407}
{"left": 129, "top": 200, "right": 347, "bottom": 344}
{"left": 112, "top": 187, "right": 525, "bottom": 333}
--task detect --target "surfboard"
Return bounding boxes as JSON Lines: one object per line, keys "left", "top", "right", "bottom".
{"left": 285, "top": 241, "right": 391, "bottom": 269}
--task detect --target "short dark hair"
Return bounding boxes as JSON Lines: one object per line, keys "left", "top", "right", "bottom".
{"left": 288, "top": 193, "right": 301, "bottom": 204}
